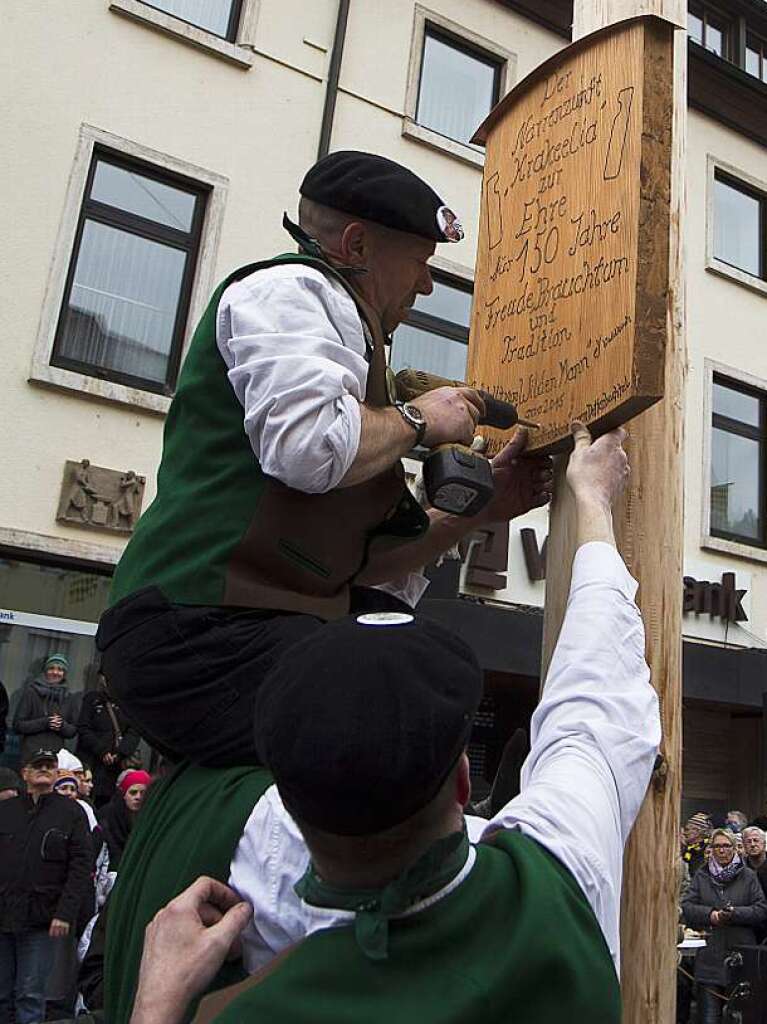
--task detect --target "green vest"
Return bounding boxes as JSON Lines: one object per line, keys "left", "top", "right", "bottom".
{"left": 205, "top": 831, "right": 620, "bottom": 1024}
{"left": 109, "top": 255, "right": 428, "bottom": 619}
{"left": 104, "top": 763, "right": 273, "bottom": 1024}
{"left": 201, "top": 829, "right": 620, "bottom": 1024}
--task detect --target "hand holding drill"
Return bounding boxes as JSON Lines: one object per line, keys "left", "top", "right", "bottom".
{"left": 396, "top": 369, "right": 541, "bottom": 516}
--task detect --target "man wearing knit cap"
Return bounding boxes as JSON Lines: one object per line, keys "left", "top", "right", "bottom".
{"left": 103, "top": 424, "right": 660, "bottom": 1024}
{"left": 682, "top": 812, "right": 713, "bottom": 877}
{"left": 97, "top": 151, "right": 553, "bottom": 767}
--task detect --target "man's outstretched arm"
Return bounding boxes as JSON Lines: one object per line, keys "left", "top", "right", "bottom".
{"left": 483, "top": 423, "right": 661, "bottom": 971}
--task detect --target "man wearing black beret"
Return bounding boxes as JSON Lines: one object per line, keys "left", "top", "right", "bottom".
{"left": 97, "top": 150, "right": 553, "bottom": 767}
{"left": 103, "top": 424, "right": 660, "bottom": 1024}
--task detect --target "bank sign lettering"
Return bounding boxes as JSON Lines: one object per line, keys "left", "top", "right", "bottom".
{"left": 519, "top": 529, "right": 748, "bottom": 624}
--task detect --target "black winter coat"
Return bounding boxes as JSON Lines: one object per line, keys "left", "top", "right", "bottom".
{"left": 13, "top": 678, "right": 80, "bottom": 764}
{"left": 77, "top": 691, "right": 141, "bottom": 803}
{"left": 97, "top": 793, "right": 134, "bottom": 870}
{"left": 0, "top": 680, "right": 7, "bottom": 753}
{"left": 0, "top": 791, "right": 92, "bottom": 931}
{"left": 682, "top": 861, "right": 767, "bottom": 984}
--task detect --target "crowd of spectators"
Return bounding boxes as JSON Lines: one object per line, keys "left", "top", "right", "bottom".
{"left": 679, "top": 809, "right": 767, "bottom": 1023}
{"left": 0, "top": 653, "right": 151, "bottom": 1024}
{"left": 4, "top": 653, "right": 767, "bottom": 1022}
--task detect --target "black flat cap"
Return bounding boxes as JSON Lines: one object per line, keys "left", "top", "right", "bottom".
{"left": 24, "top": 749, "right": 58, "bottom": 767}
{"left": 254, "top": 612, "right": 482, "bottom": 836}
{"left": 300, "top": 151, "right": 464, "bottom": 243}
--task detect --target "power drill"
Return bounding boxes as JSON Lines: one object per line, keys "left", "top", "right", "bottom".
{"left": 394, "top": 369, "right": 538, "bottom": 517}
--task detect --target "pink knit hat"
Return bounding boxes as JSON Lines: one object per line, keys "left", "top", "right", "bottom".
{"left": 118, "top": 770, "right": 151, "bottom": 794}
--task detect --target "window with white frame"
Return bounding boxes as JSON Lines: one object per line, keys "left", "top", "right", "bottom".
{"left": 415, "top": 27, "right": 502, "bottom": 148}
{"left": 687, "top": 1, "right": 731, "bottom": 58}
{"left": 746, "top": 31, "right": 767, "bottom": 83}
{"left": 389, "top": 273, "right": 472, "bottom": 381}
{"left": 710, "top": 374, "right": 766, "bottom": 547}
{"left": 51, "top": 149, "right": 209, "bottom": 396}
{"left": 713, "top": 171, "right": 765, "bottom": 280}
{"left": 136, "top": 0, "right": 243, "bottom": 39}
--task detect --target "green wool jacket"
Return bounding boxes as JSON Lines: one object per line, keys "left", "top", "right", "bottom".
{"left": 105, "top": 765, "right": 619, "bottom": 1024}
{"left": 104, "top": 763, "right": 274, "bottom": 1024}
{"left": 109, "top": 255, "right": 427, "bottom": 620}
{"left": 199, "top": 829, "right": 621, "bottom": 1024}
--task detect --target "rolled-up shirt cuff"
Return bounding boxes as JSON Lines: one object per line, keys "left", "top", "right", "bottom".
{"left": 322, "top": 393, "right": 362, "bottom": 491}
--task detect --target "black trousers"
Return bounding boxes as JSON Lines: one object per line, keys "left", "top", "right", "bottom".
{"left": 95, "top": 585, "right": 408, "bottom": 767}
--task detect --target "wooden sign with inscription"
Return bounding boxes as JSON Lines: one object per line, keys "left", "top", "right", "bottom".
{"left": 467, "top": 16, "right": 674, "bottom": 453}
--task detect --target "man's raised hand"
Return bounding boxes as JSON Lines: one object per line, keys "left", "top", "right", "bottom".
{"left": 476, "top": 427, "right": 554, "bottom": 524}
{"left": 567, "top": 422, "right": 630, "bottom": 510}
{"left": 566, "top": 421, "right": 630, "bottom": 549}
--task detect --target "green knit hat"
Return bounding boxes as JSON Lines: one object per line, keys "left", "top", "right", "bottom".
{"left": 44, "top": 653, "right": 69, "bottom": 672}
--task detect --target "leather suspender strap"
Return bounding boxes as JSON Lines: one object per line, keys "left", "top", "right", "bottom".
{"left": 103, "top": 699, "right": 123, "bottom": 748}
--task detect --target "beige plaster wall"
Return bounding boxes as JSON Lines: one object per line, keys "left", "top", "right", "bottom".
{"left": 682, "top": 110, "right": 767, "bottom": 642}
{"left": 0, "top": 0, "right": 333, "bottom": 557}
{"left": 0, "top": 0, "right": 560, "bottom": 567}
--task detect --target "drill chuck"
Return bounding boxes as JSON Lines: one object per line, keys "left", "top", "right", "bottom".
{"left": 393, "top": 368, "right": 537, "bottom": 430}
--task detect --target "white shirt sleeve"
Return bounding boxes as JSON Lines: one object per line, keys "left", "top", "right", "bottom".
{"left": 228, "top": 785, "right": 354, "bottom": 973}
{"left": 481, "top": 541, "right": 661, "bottom": 972}
{"left": 228, "top": 787, "right": 481, "bottom": 974}
{"left": 216, "top": 265, "right": 369, "bottom": 494}
{"left": 216, "top": 263, "right": 429, "bottom": 607}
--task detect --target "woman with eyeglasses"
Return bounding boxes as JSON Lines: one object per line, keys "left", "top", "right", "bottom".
{"left": 682, "top": 828, "right": 767, "bottom": 1023}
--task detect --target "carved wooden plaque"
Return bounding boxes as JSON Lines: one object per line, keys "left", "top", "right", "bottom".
{"left": 467, "top": 17, "right": 674, "bottom": 453}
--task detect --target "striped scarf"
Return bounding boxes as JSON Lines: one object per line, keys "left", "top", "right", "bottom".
{"left": 709, "top": 851, "right": 742, "bottom": 884}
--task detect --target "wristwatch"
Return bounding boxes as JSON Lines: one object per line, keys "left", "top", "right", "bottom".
{"left": 394, "top": 401, "right": 427, "bottom": 447}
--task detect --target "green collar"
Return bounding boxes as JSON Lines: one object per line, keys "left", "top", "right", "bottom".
{"left": 294, "top": 827, "right": 470, "bottom": 962}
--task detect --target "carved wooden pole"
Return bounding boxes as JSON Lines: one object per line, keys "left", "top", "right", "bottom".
{"left": 541, "top": 3, "right": 687, "bottom": 1022}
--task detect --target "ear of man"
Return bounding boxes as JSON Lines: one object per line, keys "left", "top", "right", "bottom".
{"left": 338, "top": 221, "right": 371, "bottom": 268}
{"left": 456, "top": 753, "right": 471, "bottom": 808}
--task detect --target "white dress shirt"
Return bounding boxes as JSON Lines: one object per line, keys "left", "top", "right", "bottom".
{"left": 216, "top": 263, "right": 428, "bottom": 608}
{"left": 229, "top": 542, "right": 661, "bottom": 975}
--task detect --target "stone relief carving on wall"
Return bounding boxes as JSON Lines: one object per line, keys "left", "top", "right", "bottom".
{"left": 57, "top": 460, "right": 146, "bottom": 534}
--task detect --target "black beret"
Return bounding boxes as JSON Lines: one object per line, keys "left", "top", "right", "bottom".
{"left": 253, "top": 612, "right": 482, "bottom": 836}
{"left": 300, "top": 150, "right": 464, "bottom": 244}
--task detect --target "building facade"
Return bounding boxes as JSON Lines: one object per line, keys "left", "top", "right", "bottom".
{"left": 1, "top": 0, "right": 766, "bottom": 815}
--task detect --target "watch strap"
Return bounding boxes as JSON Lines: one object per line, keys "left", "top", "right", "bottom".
{"left": 394, "top": 401, "right": 427, "bottom": 447}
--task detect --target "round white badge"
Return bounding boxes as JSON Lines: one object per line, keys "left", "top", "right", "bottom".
{"left": 356, "top": 612, "right": 415, "bottom": 627}
{"left": 436, "top": 206, "right": 464, "bottom": 243}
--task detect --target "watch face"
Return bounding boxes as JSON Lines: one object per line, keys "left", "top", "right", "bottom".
{"left": 403, "top": 403, "right": 425, "bottom": 427}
